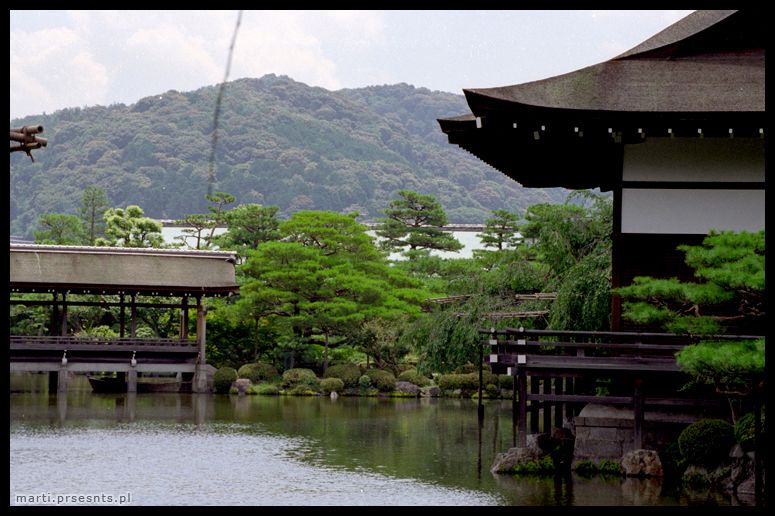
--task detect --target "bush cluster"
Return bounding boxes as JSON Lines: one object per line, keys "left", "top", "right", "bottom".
{"left": 237, "top": 362, "right": 280, "bottom": 383}
{"left": 320, "top": 377, "right": 345, "bottom": 395}
{"left": 358, "top": 375, "right": 372, "bottom": 389}
{"left": 678, "top": 418, "right": 734, "bottom": 468}
{"left": 397, "top": 368, "right": 431, "bottom": 387}
{"left": 281, "top": 368, "right": 319, "bottom": 389}
{"left": 250, "top": 383, "right": 280, "bottom": 395}
{"left": 363, "top": 368, "right": 396, "bottom": 391}
{"left": 437, "top": 372, "right": 497, "bottom": 392}
{"left": 323, "top": 363, "right": 362, "bottom": 388}
{"left": 213, "top": 367, "right": 238, "bottom": 394}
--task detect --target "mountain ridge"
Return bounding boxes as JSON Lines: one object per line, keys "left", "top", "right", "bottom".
{"left": 10, "top": 74, "right": 567, "bottom": 238}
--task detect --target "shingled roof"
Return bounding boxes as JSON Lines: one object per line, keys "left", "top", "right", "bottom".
{"left": 438, "top": 10, "right": 766, "bottom": 189}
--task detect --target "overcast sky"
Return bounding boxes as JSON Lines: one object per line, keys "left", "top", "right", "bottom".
{"left": 10, "top": 10, "right": 693, "bottom": 121}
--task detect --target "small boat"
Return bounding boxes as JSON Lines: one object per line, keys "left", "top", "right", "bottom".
{"left": 87, "top": 375, "right": 183, "bottom": 393}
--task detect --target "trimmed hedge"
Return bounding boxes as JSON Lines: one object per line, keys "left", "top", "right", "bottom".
{"left": 213, "top": 366, "right": 238, "bottom": 394}
{"left": 323, "top": 363, "right": 362, "bottom": 388}
{"left": 438, "top": 372, "right": 497, "bottom": 392}
{"left": 281, "top": 368, "right": 319, "bottom": 389}
{"left": 250, "top": 383, "right": 280, "bottom": 395}
{"left": 363, "top": 368, "right": 396, "bottom": 392}
{"left": 237, "top": 362, "right": 280, "bottom": 383}
{"left": 397, "top": 368, "right": 431, "bottom": 387}
{"left": 358, "top": 375, "right": 372, "bottom": 389}
{"left": 678, "top": 419, "right": 734, "bottom": 468}
{"left": 320, "top": 377, "right": 345, "bottom": 395}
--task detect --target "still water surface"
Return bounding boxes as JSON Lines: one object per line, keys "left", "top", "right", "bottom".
{"left": 10, "top": 374, "right": 736, "bottom": 506}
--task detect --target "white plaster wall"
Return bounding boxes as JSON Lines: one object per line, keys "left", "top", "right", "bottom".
{"left": 623, "top": 138, "right": 764, "bottom": 182}
{"left": 621, "top": 188, "right": 765, "bottom": 234}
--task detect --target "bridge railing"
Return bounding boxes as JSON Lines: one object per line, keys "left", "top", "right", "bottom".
{"left": 10, "top": 335, "right": 197, "bottom": 351}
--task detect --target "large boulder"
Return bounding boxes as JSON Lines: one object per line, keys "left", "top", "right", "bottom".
{"left": 490, "top": 446, "right": 546, "bottom": 474}
{"left": 420, "top": 386, "right": 441, "bottom": 398}
{"left": 234, "top": 378, "right": 252, "bottom": 395}
{"left": 622, "top": 449, "right": 664, "bottom": 477}
{"left": 394, "top": 381, "right": 421, "bottom": 396}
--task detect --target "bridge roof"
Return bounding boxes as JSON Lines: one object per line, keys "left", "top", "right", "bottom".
{"left": 10, "top": 244, "right": 239, "bottom": 296}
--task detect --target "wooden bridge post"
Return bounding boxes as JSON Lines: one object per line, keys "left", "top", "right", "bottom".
{"left": 530, "top": 376, "right": 540, "bottom": 433}
{"left": 192, "top": 296, "right": 209, "bottom": 393}
{"left": 180, "top": 296, "right": 189, "bottom": 339}
{"left": 127, "top": 367, "right": 137, "bottom": 393}
{"left": 130, "top": 293, "right": 137, "bottom": 338}
{"left": 60, "top": 291, "right": 67, "bottom": 336}
{"left": 477, "top": 335, "right": 485, "bottom": 421}
{"left": 119, "top": 294, "right": 125, "bottom": 338}
{"left": 517, "top": 370, "right": 527, "bottom": 447}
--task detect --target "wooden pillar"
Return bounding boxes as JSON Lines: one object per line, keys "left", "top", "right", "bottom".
{"left": 543, "top": 378, "right": 552, "bottom": 432}
{"left": 60, "top": 291, "right": 68, "bottom": 336}
{"left": 554, "top": 377, "right": 564, "bottom": 429}
{"left": 565, "top": 378, "right": 576, "bottom": 419}
{"left": 127, "top": 368, "right": 137, "bottom": 393}
{"left": 754, "top": 395, "right": 762, "bottom": 507}
{"left": 517, "top": 370, "right": 527, "bottom": 447}
{"left": 512, "top": 373, "right": 518, "bottom": 426}
{"left": 530, "top": 375, "right": 540, "bottom": 433}
{"left": 633, "top": 377, "right": 644, "bottom": 450}
{"left": 50, "top": 292, "right": 59, "bottom": 336}
{"left": 57, "top": 366, "right": 69, "bottom": 393}
{"left": 180, "top": 296, "right": 189, "bottom": 339}
{"left": 130, "top": 294, "right": 137, "bottom": 338}
{"left": 196, "top": 296, "right": 206, "bottom": 363}
{"left": 119, "top": 294, "right": 125, "bottom": 338}
{"left": 477, "top": 341, "right": 484, "bottom": 421}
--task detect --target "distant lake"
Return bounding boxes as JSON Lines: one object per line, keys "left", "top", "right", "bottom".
{"left": 161, "top": 226, "right": 493, "bottom": 260}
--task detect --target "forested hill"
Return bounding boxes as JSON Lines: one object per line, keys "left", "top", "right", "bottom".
{"left": 10, "top": 74, "right": 566, "bottom": 237}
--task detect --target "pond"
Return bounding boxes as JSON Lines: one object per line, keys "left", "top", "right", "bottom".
{"left": 9, "top": 374, "right": 740, "bottom": 506}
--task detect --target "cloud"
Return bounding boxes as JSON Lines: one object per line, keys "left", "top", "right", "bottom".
{"left": 10, "top": 26, "right": 109, "bottom": 120}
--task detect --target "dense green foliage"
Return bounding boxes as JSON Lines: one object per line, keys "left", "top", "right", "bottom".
{"left": 375, "top": 189, "right": 463, "bottom": 259}
{"left": 237, "top": 362, "right": 280, "bottom": 383}
{"left": 319, "top": 377, "right": 345, "bottom": 395}
{"left": 96, "top": 205, "right": 164, "bottom": 247}
{"left": 617, "top": 230, "right": 764, "bottom": 335}
{"left": 323, "top": 363, "right": 363, "bottom": 388}
{"left": 397, "top": 369, "right": 431, "bottom": 387}
{"left": 677, "top": 419, "right": 735, "bottom": 468}
{"left": 281, "top": 368, "right": 319, "bottom": 389}
{"left": 617, "top": 230, "right": 765, "bottom": 403}
{"left": 362, "top": 368, "right": 397, "bottom": 392}
{"left": 477, "top": 209, "right": 521, "bottom": 251}
{"left": 734, "top": 410, "right": 765, "bottom": 444}
{"left": 213, "top": 366, "right": 238, "bottom": 394}
{"left": 10, "top": 75, "right": 566, "bottom": 238}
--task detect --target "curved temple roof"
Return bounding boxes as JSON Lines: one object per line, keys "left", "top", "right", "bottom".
{"left": 438, "top": 10, "right": 766, "bottom": 189}
{"left": 10, "top": 244, "right": 240, "bottom": 295}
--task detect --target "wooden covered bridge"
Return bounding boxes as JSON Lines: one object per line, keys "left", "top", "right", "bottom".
{"left": 9, "top": 244, "right": 239, "bottom": 393}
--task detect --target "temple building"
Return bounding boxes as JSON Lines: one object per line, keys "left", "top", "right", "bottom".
{"left": 438, "top": 10, "right": 765, "bottom": 331}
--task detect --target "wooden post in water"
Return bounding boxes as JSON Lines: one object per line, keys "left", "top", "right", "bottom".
{"left": 477, "top": 340, "right": 484, "bottom": 421}
{"left": 543, "top": 378, "right": 552, "bottom": 433}
{"left": 180, "top": 296, "right": 189, "bottom": 339}
{"left": 130, "top": 293, "right": 137, "bottom": 338}
{"left": 518, "top": 370, "right": 527, "bottom": 447}
{"left": 633, "top": 377, "right": 644, "bottom": 450}
{"left": 60, "top": 291, "right": 68, "bottom": 336}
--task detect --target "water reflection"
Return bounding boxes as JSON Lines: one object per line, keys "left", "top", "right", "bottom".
{"left": 9, "top": 373, "right": 743, "bottom": 506}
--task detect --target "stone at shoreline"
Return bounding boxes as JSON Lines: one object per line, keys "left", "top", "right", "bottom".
{"left": 420, "top": 386, "right": 441, "bottom": 397}
{"left": 394, "top": 381, "right": 421, "bottom": 396}
{"left": 234, "top": 378, "right": 251, "bottom": 395}
{"left": 490, "top": 446, "right": 546, "bottom": 474}
{"left": 622, "top": 449, "right": 663, "bottom": 477}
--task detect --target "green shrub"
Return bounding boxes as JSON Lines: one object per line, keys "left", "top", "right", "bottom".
{"left": 364, "top": 368, "right": 396, "bottom": 391}
{"left": 281, "top": 368, "right": 319, "bottom": 389}
{"left": 598, "top": 460, "right": 623, "bottom": 476}
{"left": 397, "top": 368, "right": 431, "bottom": 387}
{"left": 454, "top": 363, "right": 478, "bottom": 374}
{"left": 213, "top": 366, "right": 238, "bottom": 394}
{"left": 320, "top": 377, "right": 345, "bottom": 395}
{"left": 573, "top": 460, "right": 598, "bottom": 477}
{"left": 286, "top": 385, "right": 319, "bottom": 396}
{"left": 660, "top": 441, "right": 686, "bottom": 479}
{"left": 323, "top": 363, "right": 362, "bottom": 388}
{"left": 678, "top": 419, "right": 735, "bottom": 468}
{"left": 249, "top": 383, "right": 279, "bottom": 395}
{"left": 734, "top": 409, "right": 766, "bottom": 444}
{"left": 511, "top": 456, "right": 555, "bottom": 475}
{"left": 237, "top": 362, "right": 280, "bottom": 383}
{"left": 498, "top": 375, "right": 514, "bottom": 389}
{"left": 358, "top": 374, "right": 372, "bottom": 389}
{"left": 485, "top": 383, "right": 500, "bottom": 399}
{"left": 438, "top": 372, "right": 497, "bottom": 392}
